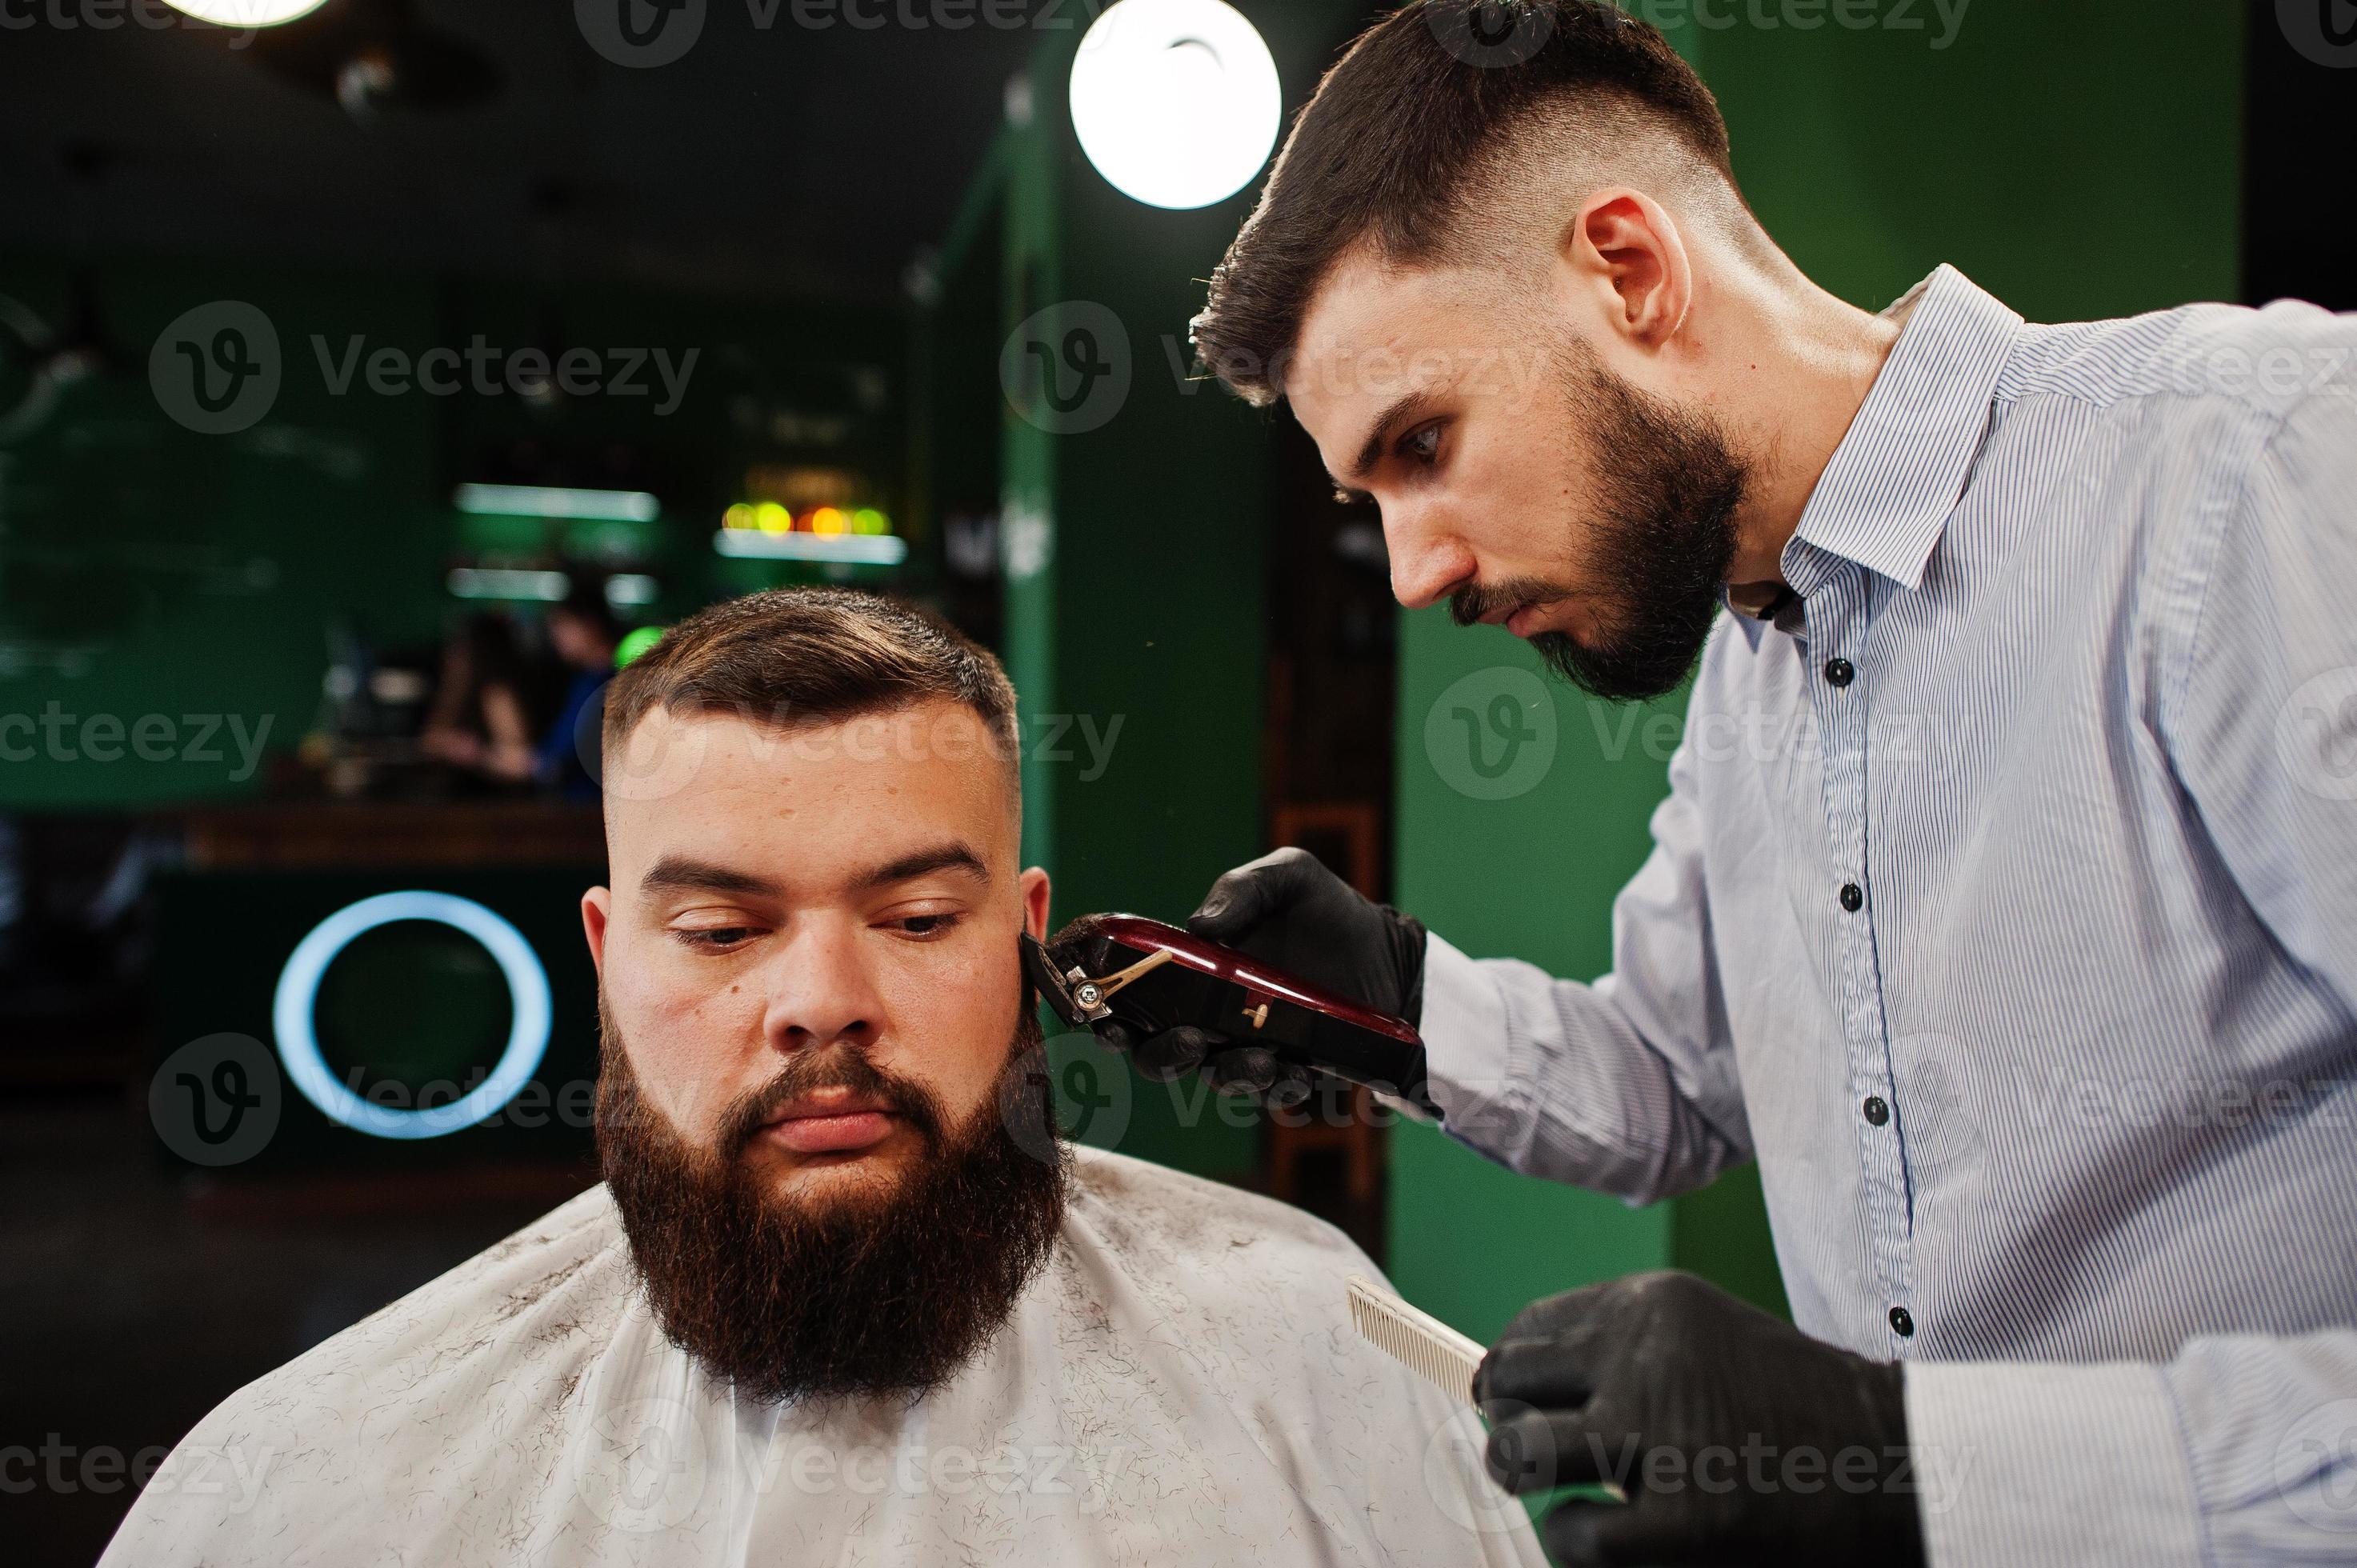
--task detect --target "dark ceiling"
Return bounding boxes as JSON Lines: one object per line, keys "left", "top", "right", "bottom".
{"left": 0, "top": 0, "right": 1043, "bottom": 305}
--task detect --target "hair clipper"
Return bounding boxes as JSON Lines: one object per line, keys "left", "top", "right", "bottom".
{"left": 1022, "top": 914, "right": 1435, "bottom": 1115}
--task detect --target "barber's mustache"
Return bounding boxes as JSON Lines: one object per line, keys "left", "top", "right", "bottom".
{"left": 1451, "top": 579, "right": 1564, "bottom": 630}
{"left": 717, "top": 1047, "right": 947, "bottom": 1158}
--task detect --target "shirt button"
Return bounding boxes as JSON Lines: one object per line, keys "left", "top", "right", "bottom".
{"left": 1863, "top": 1095, "right": 1889, "bottom": 1126}
{"left": 1839, "top": 882, "right": 1864, "bottom": 913}
{"left": 1824, "top": 657, "right": 1855, "bottom": 687}
{"left": 1889, "top": 1306, "right": 1915, "bottom": 1338}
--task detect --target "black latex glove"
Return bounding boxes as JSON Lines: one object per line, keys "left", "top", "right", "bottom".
{"left": 1127, "top": 847, "right": 1427, "bottom": 1106}
{"left": 1476, "top": 1272, "right": 1925, "bottom": 1568}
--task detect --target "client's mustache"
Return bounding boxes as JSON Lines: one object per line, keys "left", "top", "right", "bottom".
{"left": 715, "top": 1047, "right": 950, "bottom": 1159}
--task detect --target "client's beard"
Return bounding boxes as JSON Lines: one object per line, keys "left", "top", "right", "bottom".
{"left": 597, "top": 998, "right": 1066, "bottom": 1406}
{"left": 1453, "top": 339, "right": 1747, "bottom": 702}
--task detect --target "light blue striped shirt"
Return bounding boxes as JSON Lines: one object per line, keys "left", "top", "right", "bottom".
{"left": 1419, "top": 265, "right": 2357, "bottom": 1566}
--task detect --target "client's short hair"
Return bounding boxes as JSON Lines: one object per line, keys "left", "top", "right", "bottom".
{"left": 602, "top": 588, "right": 1021, "bottom": 796}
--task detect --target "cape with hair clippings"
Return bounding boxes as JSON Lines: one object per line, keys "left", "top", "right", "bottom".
{"left": 98, "top": 1143, "right": 1547, "bottom": 1568}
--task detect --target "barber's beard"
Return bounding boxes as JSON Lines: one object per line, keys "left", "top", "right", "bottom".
{"left": 1452, "top": 341, "right": 1747, "bottom": 702}
{"left": 596, "top": 999, "right": 1066, "bottom": 1406}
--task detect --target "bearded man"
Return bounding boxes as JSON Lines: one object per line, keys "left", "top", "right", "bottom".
{"left": 102, "top": 589, "right": 1540, "bottom": 1568}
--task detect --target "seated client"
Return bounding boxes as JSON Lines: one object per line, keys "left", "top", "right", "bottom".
{"left": 103, "top": 588, "right": 1539, "bottom": 1567}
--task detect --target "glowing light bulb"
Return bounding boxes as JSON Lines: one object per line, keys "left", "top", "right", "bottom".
{"left": 724, "top": 502, "right": 755, "bottom": 530}
{"left": 163, "top": 0, "right": 333, "bottom": 23}
{"left": 755, "top": 502, "right": 790, "bottom": 534}
{"left": 1069, "top": 0, "right": 1280, "bottom": 210}
{"left": 853, "top": 508, "right": 890, "bottom": 535}
{"left": 810, "top": 506, "right": 846, "bottom": 535}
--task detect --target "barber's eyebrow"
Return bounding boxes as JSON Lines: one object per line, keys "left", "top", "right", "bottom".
{"left": 852, "top": 842, "right": 988, "bottom": 893}
{"left": 1339, "top": 388, "right": 1442, "bottom": 500}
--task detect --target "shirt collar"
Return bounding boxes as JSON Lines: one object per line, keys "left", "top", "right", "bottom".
{"left": 1740, "top": 265, "right": 2023, "bottom": 614}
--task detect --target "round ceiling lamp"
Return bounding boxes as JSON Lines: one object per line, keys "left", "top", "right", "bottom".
{"left": 163, "top": 0, "right": 334, "bottom": 24}
{"left": 1068, "top": 0, "right": 1281, "bottom": 211}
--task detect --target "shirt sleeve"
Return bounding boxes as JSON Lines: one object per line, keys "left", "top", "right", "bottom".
{"left": 1904, "top": 361, "right": 2357, "bottom": 1567}
{"left": 1418, "top": 713, "right": 1751, "bottom": 1205}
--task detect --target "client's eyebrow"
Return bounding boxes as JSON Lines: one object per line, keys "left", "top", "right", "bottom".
{"left": 641, "top": 855, "right": 781, "bottom": 898}
{"left": 851, "top": 842, "right": 988, "bottom": 892}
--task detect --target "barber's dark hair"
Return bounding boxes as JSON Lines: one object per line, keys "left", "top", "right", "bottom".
{"left": 1192, "top": 0, "right": 1734, "bottom": 406}
{"left": 602, "top": 587, "right": 1020, "bottom": 777}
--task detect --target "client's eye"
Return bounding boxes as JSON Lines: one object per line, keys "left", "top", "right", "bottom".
{"left": 674, "top": 926, "right": 756, "bottom": 952}
{"left": 892, "top": 912, "right": 960, "bottom": 939}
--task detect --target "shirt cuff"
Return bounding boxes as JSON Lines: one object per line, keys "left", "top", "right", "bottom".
{"left": 1905, "top": 1360, "right": 2205, "bottom": 1567}
{"left": 1419, "top": 932, "right": 1523, "bottom": 1143}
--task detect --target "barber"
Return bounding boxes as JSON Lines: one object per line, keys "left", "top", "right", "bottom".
{"left": 1127, "top": 3, "right": 2357, "bottom": 1564}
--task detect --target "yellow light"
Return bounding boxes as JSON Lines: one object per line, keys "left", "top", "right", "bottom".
{"left": 810, "top": 506, "right": 846, "bottom": 535}
{"left": 755, "top": 502, "right": 790, "bottom": 534}
{"left": 852, "top": 507, "right": 890, "bottom": 535}
{"left": 724, "top": 502, "right": 755, "bottom": 530}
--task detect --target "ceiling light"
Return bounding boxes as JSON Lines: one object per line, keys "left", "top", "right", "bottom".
{"left": 1069, "top": 0, "right": 1280, "bottom": 210}
{"left": 163, "top": 0, "right": 334, "bottom": 25}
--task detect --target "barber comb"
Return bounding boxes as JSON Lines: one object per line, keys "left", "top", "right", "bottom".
{"left": 1021, "top": 914, "right": 1435, "bottom": 1115}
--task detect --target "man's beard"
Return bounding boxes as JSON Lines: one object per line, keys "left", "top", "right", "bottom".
{"left": 1453, "top": 341, "right": 1747, "bottom": 702}
{"left": 596, "top": 999, "right": 1067, "bottom": 1406}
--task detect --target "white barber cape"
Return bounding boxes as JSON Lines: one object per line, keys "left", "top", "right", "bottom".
{"left": 102, "top": 1145, "right": 1546, "bottom": 1567}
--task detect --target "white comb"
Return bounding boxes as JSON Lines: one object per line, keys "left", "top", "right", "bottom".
{"left": 1347, "top": 1274, "right": 1487, "bottom": 1406}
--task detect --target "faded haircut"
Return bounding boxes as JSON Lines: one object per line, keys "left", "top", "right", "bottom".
{"left": 1193, "top": 0, "right": 1753, "bottom": 406}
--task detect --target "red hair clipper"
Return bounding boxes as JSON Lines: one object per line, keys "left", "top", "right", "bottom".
{"left": 1022, "top": 914, "right": 1435, "bottom": 1115}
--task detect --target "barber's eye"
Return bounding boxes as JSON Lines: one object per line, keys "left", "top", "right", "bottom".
{"left": 1399, "top": 422, "right": 1443, "bottom": 465}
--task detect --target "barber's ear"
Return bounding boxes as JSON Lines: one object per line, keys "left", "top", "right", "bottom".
{"left": 1019, "top": 867, "right": 1050, "bottom": 941}
{"left": 1565, "top": 188, "right": 1691, "bottom": 350}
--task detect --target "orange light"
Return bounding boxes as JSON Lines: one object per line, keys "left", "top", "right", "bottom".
{"left": 810, "top": 506, "right": 846, "bottom": 535}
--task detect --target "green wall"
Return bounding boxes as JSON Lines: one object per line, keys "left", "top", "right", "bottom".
{"left": 1385, "top": 0, "right": 2244, "bottom": 1342}
{"left": 0, "top": 258, "right": 902, "bottom": 812}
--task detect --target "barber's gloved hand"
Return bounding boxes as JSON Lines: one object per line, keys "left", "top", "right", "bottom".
{"left": 1476, "top": 1271, "right": 1925, "bottom": 1568}
{"left": 1127, "top": 847, "right": 1427, "bottom": 1106}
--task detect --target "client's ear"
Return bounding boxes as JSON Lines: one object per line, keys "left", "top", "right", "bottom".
{"left": 1019, "top": 867, "right": 1050, "bottom": 942}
